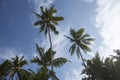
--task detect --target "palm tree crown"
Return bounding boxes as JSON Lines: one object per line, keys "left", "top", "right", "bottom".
{"left": 31, "top": 44, "right": 68, "bottom": 80}
{"left": 65, "top": 28, "right": 94, "bottom": 67}
{"left": 33, "top": 6, "right": 64, "bottom": 36}
{"left": 0, "top": 55, "right": 28, "bottom": 80}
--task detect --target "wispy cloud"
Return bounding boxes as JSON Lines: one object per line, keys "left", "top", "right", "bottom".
{"left": 28, "top": 0, "right": 54, "bottom": 12}
{"left": 83, "top": 0, "right": 95, "bottom": 3}
{"left": 0, "top": 48, "right": 26, "bottom": 61}
{"left": 95, "top": 0, "right": 120, "bottom": 57}
{"left": 64, "top": 68, "right": 83, "bottom": 80}
{"left": 34, "top": 24, "right": 71, "bottom": 58}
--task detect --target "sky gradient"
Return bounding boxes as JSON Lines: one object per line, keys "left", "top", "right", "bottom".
{"left": 0, "top": 0, "right": 120, "bottom": 80}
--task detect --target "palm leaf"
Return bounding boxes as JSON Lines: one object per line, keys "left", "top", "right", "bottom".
{"left": 70, "top": 28, "right": 76, "bottom": 38}
{"left": 69, "top": 43, "right": 76, "bottom": 56}
{"left": 39, "top": 24, "right": 45, "bottom": 33}
{"left": 52, "top": 16, "right": 64, "bottom": 21}
{"left": 36, "top": 44, "right": 44, "bottom": 59}
{"left": 34, "top": 20, "right": 44, "bottom": 26}
{"left": 53, "top": 58, "right": 67, "bottom": 68}
{"left": 20, "top": 60, "right": 28, "bottom": 67}
{"left": 32, "top": 11, "right": 41, "bottom": 18}
{"left": 76, "top": 28, "right": 84, "bottom": 38}
{"left": 31, "top": 57, "right": 43, "bottom": 66}
{"left": 49, "top": 5, "right": 57, "bottom": 14}
{"left": 50, "top": 24, "right": 59, "bottom": 35}
{"left": 76, "top": 46, "right": 80, "bottom": 58}
{"left": 64, "top": 35, "right": 74, "bottom": 42}
{"left": 20, "top": 56, "right": 24, "bottom": 61}
{"left": 81, "top": 33, "right": 90, "bottom": 39}
{"left": 40, "top": 6, "right": 45, "bottom": 14}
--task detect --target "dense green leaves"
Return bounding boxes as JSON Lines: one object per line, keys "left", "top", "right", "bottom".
{"left": 31, "top": 44, "right": 68, "bottom": 80}
{"left": 0, "top": 56, "right": 30, "bottom": 80}
{"left": 33, "top": 6, "right": 64, "bottom": 36}
{"left": 82, "top": 50, "right": 120, "bottom": 80}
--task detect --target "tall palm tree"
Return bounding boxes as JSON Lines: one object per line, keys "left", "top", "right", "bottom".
{"left": 31, "top": 44, "right": 68, "bottom": 80}
{"left": 0, "top": 55, "right": 29, "bottom": 80}
{"left": 64, "top": 28, "right": 94, "bottom": 68}
{"left": 33, "top": 6, "right": 64, "bottom": 80}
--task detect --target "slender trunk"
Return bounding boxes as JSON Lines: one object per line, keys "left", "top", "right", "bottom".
{"left": 79, "top": 52, "right": 86, "bottom": 68}
{"left": 48, "top": 26, "right": 54, "bottom": 80}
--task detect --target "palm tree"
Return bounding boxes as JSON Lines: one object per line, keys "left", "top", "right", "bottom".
{"left": 0, "top": 55, "right": 29, "bottom": 80}
{"left": 64, "top": 28, "right": 94, "bottom": 68}
{"left": 0, "top": 60, "right": 12, "bottom": 80}
{"left": 33, "top": 6, "right": 64, "bottom": 80}
{"left": 31, "top": 44, "right": 68, "bottom": 80}
{"left": 81, "top": 52, "right": 108, "bottom": 80}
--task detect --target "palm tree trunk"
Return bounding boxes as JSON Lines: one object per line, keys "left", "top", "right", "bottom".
{"left": 79, "top": 52, "right": 86, "bottom": 68}
{"left": 48, "top": 26, "right": 54, "bottom": 80}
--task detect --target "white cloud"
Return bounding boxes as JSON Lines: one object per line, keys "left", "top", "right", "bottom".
{"left": 0, "top": 48, "right": 25, "bottom": 60}
{"left": 83, "top": 0, "right": 95, "bottom": 3}
{"left": 64, "top": 68, "right": 83, "bottom": 80}
{"left": 34, "top": 24, "right": 71, "bottom": 58}
{"left": 52, "top": 26, "right": 71, "bottom": 58}
{"left": 95, "top": 0, "right": 120, "bottom": 57}
{"left": 28, "top": 0, "right": 54, "bottom": 12}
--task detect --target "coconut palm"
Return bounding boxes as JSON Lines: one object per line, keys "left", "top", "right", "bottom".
{"left": 0, "top": 55, "right": 29, "bottom": 80}
{"left": 33, "top": 6, "right": 64, "bottom": 80}
{"left": 64, "top": 28, "right": 94, "bottom": 68}
{"left": 31, "top": 44, "right": 68, "bottom": 80}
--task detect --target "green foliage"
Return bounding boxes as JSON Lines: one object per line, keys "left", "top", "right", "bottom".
{"left": 65, "top": 28, "right": 94, "bottom": 68}
{"left": 0, "top": 56, "right": 30, "bottom": 80}
{"left": 31, "top": 44, "right": 68, "bottom": 80}
{"left": 33, "top": 6, "right": 64, "bottom": 37}
{"left": 82, "top": 50, "right": 120, "bottom": 80}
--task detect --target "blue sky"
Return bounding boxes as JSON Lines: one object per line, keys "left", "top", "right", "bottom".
{"left": 1, "top": 0, "right": 120, "bottom": 80}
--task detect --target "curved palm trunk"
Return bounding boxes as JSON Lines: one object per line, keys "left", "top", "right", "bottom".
{"left": 48, "top": 26, "right": 54, "bottom": 80}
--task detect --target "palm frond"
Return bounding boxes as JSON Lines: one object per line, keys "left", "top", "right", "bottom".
{"left": 81, "top": 33, "right": 90, "bottom": 39}
{"left": 20, "top": 60, "right": 28, "bottom": 67}
{"left": 69, "top": 43, "right": 76, "bottom": 56}
{"left": 76, "top": 46, "right": 80, "bottom": 58}
{"left": 52, "top": 16, "right": 64, "bottom": 21}
{"left": 31, "top": 57, "right": 43, "bottom": 66}
{"left": 49, "top": 5, "right": 57, "bottom": 14}
{"left": 44, "top": 27, "right": 48, "bottom": 37}
{"left": 44, "top": 48, "right": 56, "bottom": 63}
{"left": 34, "top": 20, "right": 44, "bottom": 26}
{"left": 70, "top": 28, "right": 76, "bottom": 38}
{"left": 36, "top": 44, "right": 44, "bottom": 59}
{"left": 82, "top": 44, "right": 91, "bottom": 52}
{"left": 40, "top": 6, "right": 45, "bottom": 14}
{"left": 76, "top": 28, "right": 85, "bottom": 38}
{"left": 53, "top": 58, "right": 68, "bottom": 68}
{"left": 0, "top": 60, "right": 12, "bottom": 77}
{"left": 32, "top": 11, "right": 41, "bottom": 18}
{"left": 20, "top": 56, "right": 24, "bottom": 61}
{"left": 64, "top": 35, "right": 74, "bottom": 42}
{"left": 50, "top": 24, "right": 59, "bottom": 35}
{"left": 39, "top": 24, "right": 45, "bottom": 33}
